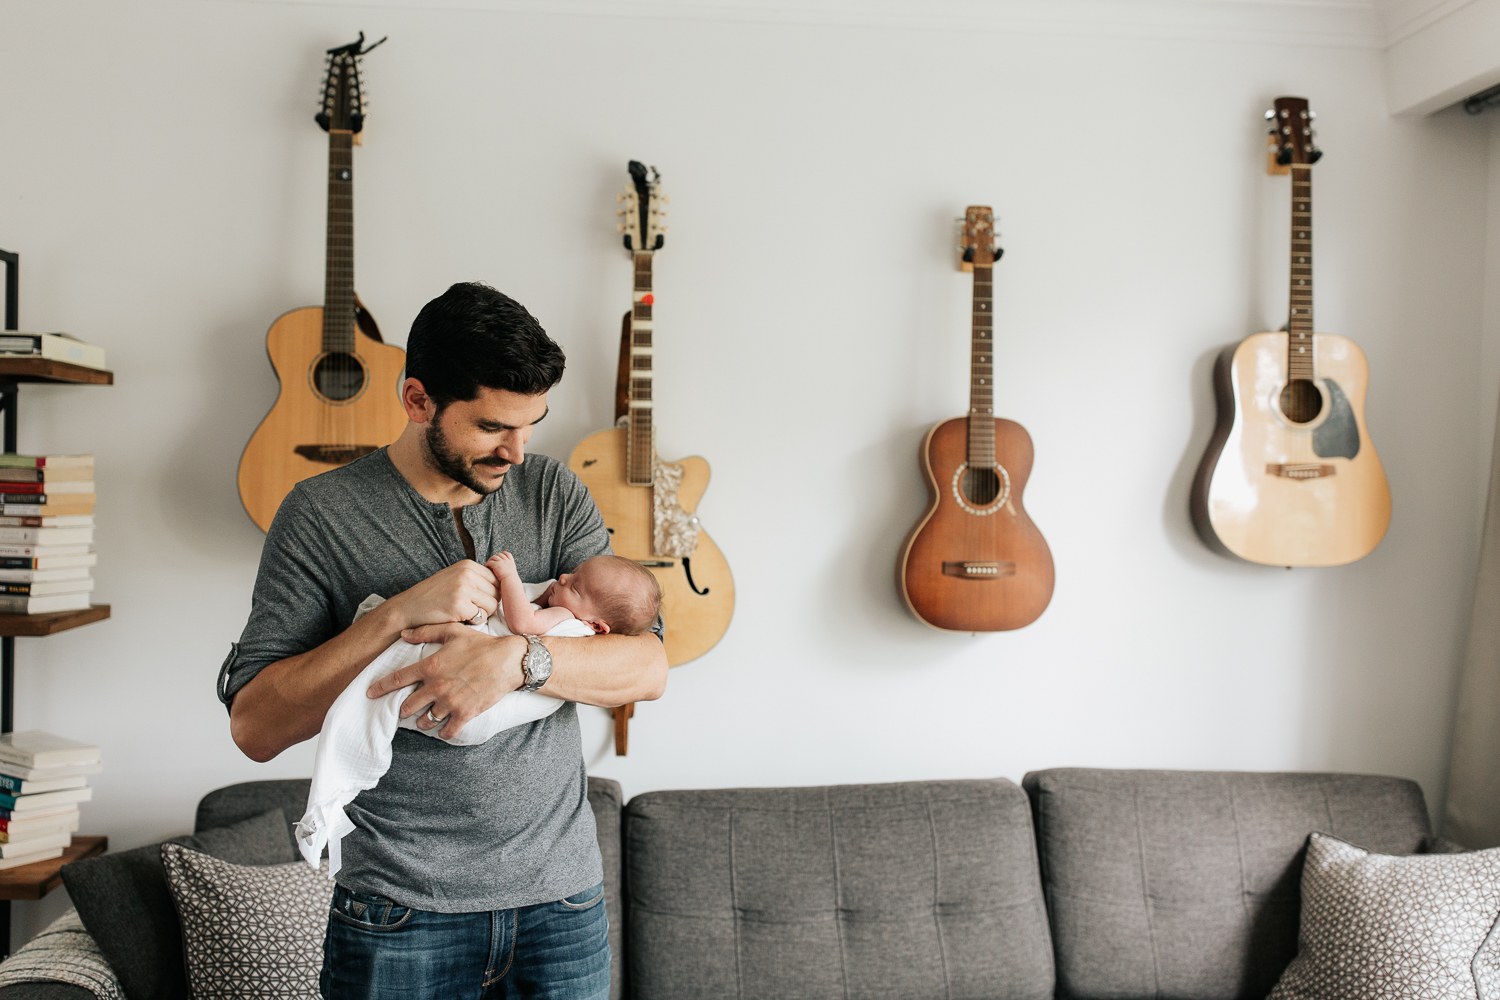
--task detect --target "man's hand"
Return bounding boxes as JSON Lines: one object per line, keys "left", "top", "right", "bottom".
{"left": 366, "top": 625, "right": 526, "bottom": 740}
{"left": 383, "top": 560, "right": 500, "bottom": 630}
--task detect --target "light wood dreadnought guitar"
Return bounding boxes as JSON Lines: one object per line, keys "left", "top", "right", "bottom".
{"left": 238, "top": 34, "right": 406, "bottom": 532}
{"left": 1191, "top": 96, "right": 1390, "bottom": 566}
{"left": 898, "top": 207, "right": 1054, "bottom": 632}
{"left": 569, "top": 162, "right": 735, "bottom": 752}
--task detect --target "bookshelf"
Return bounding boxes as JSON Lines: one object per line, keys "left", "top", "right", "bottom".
{"left": 0, "top": 250, "right": 112, "bottom": 955}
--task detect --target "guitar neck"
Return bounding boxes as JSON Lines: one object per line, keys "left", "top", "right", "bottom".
{"left": 323, "top": 130, "right": 355, "bottom": 354}
{"left": 968, "top": 264, "right": 996, "bottom": 467}
{"left": 1287, "top": 166, "right": 1313, "bottom": 380}
{"left": 626, "top": 251, "right": 655, "bottom": 486}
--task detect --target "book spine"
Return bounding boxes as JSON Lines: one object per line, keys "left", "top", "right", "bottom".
{"left": 0, "top": 595, "right": 36, "bottom": 614}
{"left": 2, "top": 506, "right": 94, "bottom": 518}
{"left": 0, "top": 559, "right": 38, "bottom": 570}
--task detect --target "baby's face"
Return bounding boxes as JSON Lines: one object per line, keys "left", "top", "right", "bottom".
{"left": 546, "top": 559, "right": 612, "bottom": 622}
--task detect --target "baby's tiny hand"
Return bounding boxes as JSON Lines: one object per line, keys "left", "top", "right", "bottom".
{"left": 486, "top": 551, "right": 517, "bottom": 579}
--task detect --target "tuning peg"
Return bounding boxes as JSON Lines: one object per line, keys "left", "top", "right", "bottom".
{"left": 1309, "top": 148, "right": 1324, "bottom": 163}
{"left": 617, "top": 224, "right": 625, "bottom": 233}
{"left": 659, "top": 226, "right": 668, "bottom": 233}
{"left": 1309, "top": 111, "right": 1317, "bottom": 119}
{"left": 1265, "top": 109, "right": 1275, "bottom": 119}
{"left": 661, "top": 195, "right": 670, "bottom": 203}
{"left": 616, "top": 193, "right": 624, "bottom": 202}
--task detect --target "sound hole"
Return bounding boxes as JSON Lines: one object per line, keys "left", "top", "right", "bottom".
{"left": 962, "top": 467, "right": 1002, "bottom": 506}
{"left": 313, "top": 353, "right": 367, "bottom": 401}
{"left": 1279, "top": 379, "right": 1322, "bottom": 424}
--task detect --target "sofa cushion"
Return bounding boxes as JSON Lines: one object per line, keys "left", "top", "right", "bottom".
{"left": 160, "top": 844, "right": 332, "bottom": 1000}
{"left": 194, "top": 778, "right": 311, "bottom": 838}
{"left": 1023, "top": 768, "right": 1431, "bottom": 1000}
{"left": 624, "top": 778, "right": 1054, "bottom": 1000}
{"left": 59, "top": 808, "right": 296, "bottom": 1000}
{"left": 1267, "top": 833, "right": 1500, "bottom": 1000}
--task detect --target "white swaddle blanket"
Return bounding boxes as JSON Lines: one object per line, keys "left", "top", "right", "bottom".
{"left": 296, "top": 581, "right": 594, "bottom": 874}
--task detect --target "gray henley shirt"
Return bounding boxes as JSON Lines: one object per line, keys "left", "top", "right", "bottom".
{"left": 219, "top": 448, "right": 613, "bottom": 912}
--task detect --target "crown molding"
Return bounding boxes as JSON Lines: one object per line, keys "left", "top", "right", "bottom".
{"left": 1377, "top": 0, "right": 1477, "bottom": 43}
{"left": 199, "top": 0, "right": 1389, "bottom": 49}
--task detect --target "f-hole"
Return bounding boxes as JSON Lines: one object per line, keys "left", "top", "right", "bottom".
{"left": 312, "top": 352, "right": 368, "bottom": 402}
{"left": 681, "top": 557, "right": 709, "bottom": 596}
{"left": 1279, "top": 379, "right": 1322, "bottom": 424}
{"left": 962, "top": 467, "right": 1002, "bottom": 506}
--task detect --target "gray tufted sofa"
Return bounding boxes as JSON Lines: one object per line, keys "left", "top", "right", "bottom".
{"left": 0, "top": 768, "right": 1436, "bottom": 999}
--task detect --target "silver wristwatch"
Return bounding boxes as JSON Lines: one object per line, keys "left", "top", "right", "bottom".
{"left": 520, "top": 635, "right": 553, "bottom": 693}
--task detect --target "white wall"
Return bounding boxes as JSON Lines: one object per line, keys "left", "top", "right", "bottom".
{"left": 0, "top": 0, "right": 1493, "bottom": 945}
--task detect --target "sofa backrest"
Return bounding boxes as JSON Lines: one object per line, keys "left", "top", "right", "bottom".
{"left": 622, "top": 778, "right": 1055, "bottom": 1000}
{"left": 1022, "top": 768, "right": 1431, "bottom": 1000}
{"left": 195, "top": 777, "right": 628, "bottom": 1000}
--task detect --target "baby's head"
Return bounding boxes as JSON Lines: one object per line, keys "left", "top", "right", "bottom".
{"left": 550, "top": 555, "right": 662, "bottom": 636}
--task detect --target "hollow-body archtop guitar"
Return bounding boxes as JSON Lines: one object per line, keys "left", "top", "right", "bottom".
{"left": 569, "top": 162, "right": 735, "bottom": 683}
{"left": 898, "top": 207, "right": 1054, "bottom": 632}
{"left": 238, "top": 34, "right": 405, "bottom": 532}
{"left": 1191, "top": 96, "right": 1390, "bottom": 566}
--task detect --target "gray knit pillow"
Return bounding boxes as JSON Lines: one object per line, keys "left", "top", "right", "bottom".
{"left": 160, "top": 843, "right": 332, "bottom": 1000}
{"left": 1270, "top": 832, "right": 1500, "bottom": 1000}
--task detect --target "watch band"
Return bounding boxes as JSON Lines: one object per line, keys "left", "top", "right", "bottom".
{"left": 520, "top": 634, "right": 553, "bottom": 693}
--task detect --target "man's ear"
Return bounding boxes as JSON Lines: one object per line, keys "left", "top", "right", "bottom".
{"left": 586, "top": 619, "right": 611, "bottom": 635}
{"left": 400, "top": 377, "right": 438, "bottom": 424}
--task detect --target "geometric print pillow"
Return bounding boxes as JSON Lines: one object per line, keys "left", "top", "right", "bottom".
{"left": 1269, "top": 833, "right": 1500, "bottom": 1000}
{"left": 160, "top": 842, "right": 333, "bottom": 1000}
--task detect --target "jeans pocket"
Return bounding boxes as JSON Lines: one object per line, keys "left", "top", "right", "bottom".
{"left": 331, "top": 885, "right": 415, "bottom": 931}
{"left": 554, "top": 882, "right": 606, "bottom": 911}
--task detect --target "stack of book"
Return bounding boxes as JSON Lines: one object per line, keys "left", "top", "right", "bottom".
{"left": 0, "top": 333, "right": 106, "bottom": 371}
{"left": 0, "top": 454, "right": 95, "bottom": 614}
{"left": 0, "top": 731, "right": 100, "bottom": 869}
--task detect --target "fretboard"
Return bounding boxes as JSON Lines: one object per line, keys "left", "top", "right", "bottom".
{"left": 626, "top": 252, "right": 654, "bottom": 486}
{"left": 1287, "top": 166, "right": 1313, "bottom": 380}
{"left": 968, "top": 265, "right": 996, "bottom": 468}
{"left": 323, "top": 130, "right": 355, "bottom": 354}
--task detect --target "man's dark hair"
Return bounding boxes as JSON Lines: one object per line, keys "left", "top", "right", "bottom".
{"left": 405, "top": 282, "right": 566, "bottom": 407}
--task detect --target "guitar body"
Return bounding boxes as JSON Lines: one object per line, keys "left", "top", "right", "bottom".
{"left": 569, "top": 427, "right": 734, "bottom": 666}
{"left": 1192, "top": 331, "right": 1391, "bottom": 566}
{"left": 238, "top": 306, "right": 408, "bottom": 531}
{"left": 899, "top": 416, "right": 1054, "bottom": 632}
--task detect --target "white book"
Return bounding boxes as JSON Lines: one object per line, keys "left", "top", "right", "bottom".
{"left": 24, "top": 482, "right": 94, "bottom": 495}
{"left": 0, "top": 578, "right": 94, "bottom": 597}
{"left": 0, "top": 545, "right": 92, "bottom": 560}
{"left": 0, "top": 732, "right": 101, "bottom": 769}
{"left": 0, "top": 811, "right": 79, "bottom": 842}
{"left": 3, "top": 787, "right": 91, "bottom": 812}
{"left": 0, "top": 567, "right": 91, "bottom": 584}
{"left": 0, "top": 528, "right": 93, "bottom": 546}
{"left": 0, "top": 592, "right": 91, "bottom": 614}
{"left": 0, "top": 829, "right": 73, "bottom": 858}
{"left": 0, "top": 760, "right": 101, "bottom": 781}
{"left": 0, "top": 802, "right": 80, "bottom": 821}
{"left": 0, "top": 847, "right": 64, "bottom": 870}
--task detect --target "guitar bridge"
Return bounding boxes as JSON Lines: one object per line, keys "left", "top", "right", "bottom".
{"left": 942, "top": 561, "right": 1016, "bottom": 579}
{"left": 1266, "top": 463, "right": 1336, "bottom": 480}
{"left": 295, "top": 445, "right": 380, "bottom": 466}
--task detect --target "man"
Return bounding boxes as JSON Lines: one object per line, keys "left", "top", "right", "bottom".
{"left": 219, "top": 282, "right": 667, "bottom": 999}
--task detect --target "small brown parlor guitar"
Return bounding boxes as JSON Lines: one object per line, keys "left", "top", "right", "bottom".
{"left": 1191, "top": 96, "right": 1390, "bottom": 566}
{"left": 898, "top": 207, "right": 1054, "bottom": 632}
{"left": 569, "top": 162, "right": 735, "bottom": 753}
{"left": 238, "top": 34, "right": 406, "bottom": 532}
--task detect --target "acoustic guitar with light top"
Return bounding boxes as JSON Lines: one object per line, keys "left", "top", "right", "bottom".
{"left": 569, "top": 163, "right": 734, "bottom": 751}
{"left": 898, "top": 207, "right": 1054, "bottom": 632}
{"left": 238, "top": 34, "right": 406, "bottom": 532}
{"left": 1191, "top": 96, "right": 1390, "bottom": 566}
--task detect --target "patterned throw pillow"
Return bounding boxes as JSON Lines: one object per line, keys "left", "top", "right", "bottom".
{"left": 160, "top": 842, "right": 333, "bottom": 1000}
{"left": 1270, "top": 832, "right": 1500, "bottom": 1000}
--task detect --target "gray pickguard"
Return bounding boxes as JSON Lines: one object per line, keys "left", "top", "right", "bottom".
{"left": 1313, "top": 379, "right": 1360, "bottom": 460}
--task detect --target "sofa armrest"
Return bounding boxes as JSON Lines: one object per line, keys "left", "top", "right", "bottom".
{"left": 0, "top": 910, "right": 121, "bottom": 1000}
{"left": 0, "top": 984, "right": 99, "bottom": 1000}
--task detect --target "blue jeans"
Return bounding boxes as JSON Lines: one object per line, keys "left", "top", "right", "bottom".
{"left": 320, "top": 882, "right": 611, "bottom": 1000}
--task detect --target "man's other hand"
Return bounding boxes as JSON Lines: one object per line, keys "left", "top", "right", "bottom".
{"left": 366, "top": 626, "right": 526, "bottom": 740}
{"left": 385, "top": 560, "right": 500, "bottom": 631}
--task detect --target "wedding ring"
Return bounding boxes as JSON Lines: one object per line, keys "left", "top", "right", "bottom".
{"left": 468, "top": 606, "right": 487, "bottom": 625}
{"left": 426, "top": 708, "right": 448, "bottom": 726}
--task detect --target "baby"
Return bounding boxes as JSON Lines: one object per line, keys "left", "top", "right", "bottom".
{"left": 297, "top": 553, "right": 662, "bottom": 873}
{"left": 486, "top": 551, "right": 661, "bottom": 637}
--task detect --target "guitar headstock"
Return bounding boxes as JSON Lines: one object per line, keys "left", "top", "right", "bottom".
{"left": 958, "top": 206, "right": 1003, "bottom": 271}
{"left": 316, "top": 33, "right": 385, "bottom": 134}
{"left": 1266, "top": 96, "right": 1322, "bottom": 167}
{"left": 617, "top": 161, "right": 669, "bottom": 253}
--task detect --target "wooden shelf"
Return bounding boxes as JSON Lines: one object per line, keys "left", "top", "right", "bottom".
{"left": 0, "top": 836, "right": 106, "bottom": 901}
{"left": 0, "top": 605, "right": 109, "bottom": 637}
{"left": 0, "top": 358, "right": 112, "bottom": 386}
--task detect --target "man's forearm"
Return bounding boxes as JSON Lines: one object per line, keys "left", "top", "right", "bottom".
{"left": 229, "top": 600, "right": 410, "bottom": 761}
{"left": 534, "top": 632, "right": 668, "bottom": 707}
